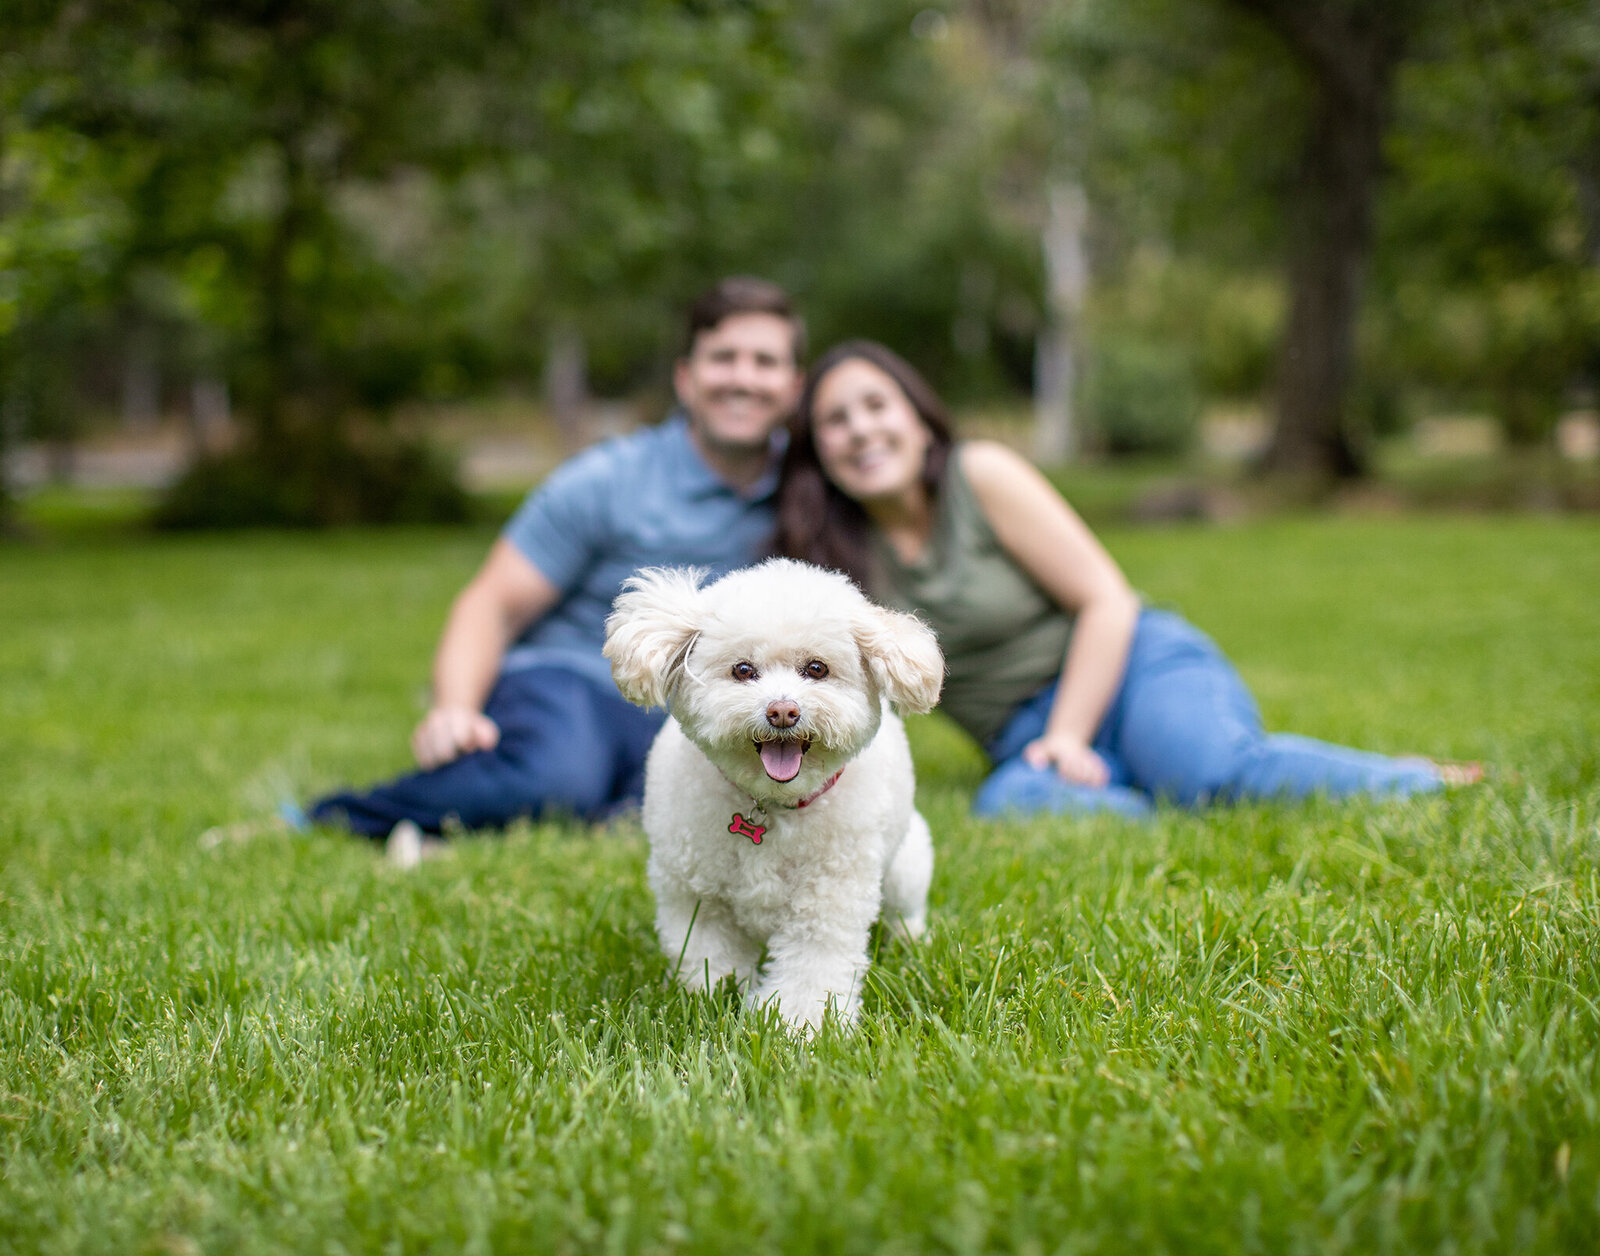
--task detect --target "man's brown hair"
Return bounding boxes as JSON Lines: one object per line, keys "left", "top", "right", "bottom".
{"left": 683, "top": 276, "right": 806, "bottom": 363}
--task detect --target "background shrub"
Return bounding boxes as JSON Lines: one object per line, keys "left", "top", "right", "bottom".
{"left": 153, "top": 432, "right": 471, "bottom": 529}
{"left": 1084, "top": 338, "right": 1201, "bottom": 458}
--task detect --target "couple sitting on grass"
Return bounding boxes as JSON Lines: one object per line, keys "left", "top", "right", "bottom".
{"left": 302, "top": 276, "right": 1477, "bottom": 853}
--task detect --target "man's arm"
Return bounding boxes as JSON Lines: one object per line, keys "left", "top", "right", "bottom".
{"left": 411, "top": 538, "right": 561, "bottom": 769}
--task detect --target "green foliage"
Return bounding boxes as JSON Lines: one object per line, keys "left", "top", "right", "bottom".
{"left": 1371, "top": 0, "right": 1600, "bottom": 447}
{"left": 0, "top": 122, "right": 134, "bottom": 448}
{"left": 1084, "top": 335, "right": 1201, "bottom": 457}
{"left": 154, "top": 433, "right": 470, "bottom": 529}
{"left": 778, "top": 5, "right": 1048, "bottom": 400}
{"left": 1040, "top": 0, "right": 1306, "bottom": 265}
{"left": 0, "top": 1, "right": 1050, "bottom": 449}
{"left": 1042, "top": 0, "right": 1599, "bottom": 462}
{"left": 2, "top": 0, "right": 1597, "bottom": 492}
{"left": 1088, "top": 249, "right": 1282, "bottom": 403}
{"left": 3, "top": 519, "right": 1598, "bottom": 1250}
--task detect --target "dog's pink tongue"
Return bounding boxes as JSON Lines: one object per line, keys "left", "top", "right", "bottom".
{"left": 758, "top": 740, "right": 805, "bottom": 782}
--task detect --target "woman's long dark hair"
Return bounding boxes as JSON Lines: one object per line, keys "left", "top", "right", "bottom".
{"left": 774, "top": 340, "right": 956, "bottom": 590}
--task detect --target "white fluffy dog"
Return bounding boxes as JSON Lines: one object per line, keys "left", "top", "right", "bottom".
{"left": 603, "top": 558, "right": 944, "bottom": 1031}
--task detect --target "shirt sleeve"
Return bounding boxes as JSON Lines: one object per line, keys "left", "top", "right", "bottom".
{"left": 499, "top": 443, "right": 619, "bottom": 591}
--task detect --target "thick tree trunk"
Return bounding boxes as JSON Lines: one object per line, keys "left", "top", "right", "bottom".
{"left": 1232, "top": 0, "right": 1405, "bottom": 479}
{"left": 1264, "top": 76, "right": 1387, "bottom": 476}
{"left": 1574, "top": 103, "right": 1600, "bottom": 268}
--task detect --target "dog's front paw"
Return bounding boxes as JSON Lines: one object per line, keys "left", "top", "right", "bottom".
{"left": 671, "top": 942, "right": 759, "bottom": 995}
{"left": 658, "top": 899, "right": 761, "bottom": 995}
{"left": 750, "top": 981, "right": 861, "bottom": 1034}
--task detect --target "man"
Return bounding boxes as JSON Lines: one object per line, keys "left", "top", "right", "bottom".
{"left": 307, "top": 277, "right": 804, "bottom": 844}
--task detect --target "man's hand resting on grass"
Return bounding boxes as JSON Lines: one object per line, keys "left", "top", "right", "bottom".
{"left": 412, "top": 706, "right": 501, "bottom": 769}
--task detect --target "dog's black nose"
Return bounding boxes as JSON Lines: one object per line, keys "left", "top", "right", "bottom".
{"left": 766, "top": 700, "right": 800, "bottom": 729}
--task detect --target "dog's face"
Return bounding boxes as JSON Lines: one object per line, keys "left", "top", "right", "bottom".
{"left": 604, "top": 559, "right": 943, "bottom": 802}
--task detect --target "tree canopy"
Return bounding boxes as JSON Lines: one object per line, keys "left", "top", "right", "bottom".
{"left": 1, "top": 0, "right": 1593, "bottom": 520}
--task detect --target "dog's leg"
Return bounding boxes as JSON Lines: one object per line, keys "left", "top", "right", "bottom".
{"left": 655, "top": 883, "right": 759, "bottom": 993}
{"left": 880, "top": 809, "right": 933, "bottom": 942}
{"left": 751, "top": 892, "right": 879, "bottom": 1031}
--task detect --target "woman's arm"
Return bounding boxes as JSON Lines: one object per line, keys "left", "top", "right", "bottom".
{"left": 960, "top": 441, "right": 1141, "bottom": 785}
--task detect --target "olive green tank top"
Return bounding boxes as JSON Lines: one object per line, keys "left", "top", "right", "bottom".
{"left": 871, "top": 445, "right": 1073, "bottom": 746}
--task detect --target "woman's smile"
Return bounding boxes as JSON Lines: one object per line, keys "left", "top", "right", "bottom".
{"left": 811, "top": 358, "right": 933, "bottom": 504}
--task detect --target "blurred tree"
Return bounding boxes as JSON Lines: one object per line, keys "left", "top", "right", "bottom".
{"left": 4, "top": 0, "right": 1595, "bottom": 525}
{"left": 3, "top": 0, "right": 495, "bottom": 521}
{"left": 949, "top": 0, "right": 1091, "bottom": 463}
{"left": 776, "top": 1, "right": 1042, "bottom": 400}
{"left": 463, "top": 0, "right": 808, "bottom": 400}
{"left": 4, "top": 0, "right": 1019, "bottom": 471}
{"left": 1224, "top": 0, "right": 1419, "bottom": 478}
{"left": 1375, "top": 0, "right": 1600, "bottom": 447}
{"left": 1028, "top": 0, "right": 1298, "bottom": 458}
{"left": 1039, "top": 0, "right": 1595, "bottom": 472}
{"left": 1, "top": 1, "right": 136, "bottom": 524}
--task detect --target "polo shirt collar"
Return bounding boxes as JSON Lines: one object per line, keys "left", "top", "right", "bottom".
{"left": 668, "top": 410, "right": 784, "bottom": 503}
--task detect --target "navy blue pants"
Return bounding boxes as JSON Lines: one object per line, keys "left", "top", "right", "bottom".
{"left": 973, "top": 609, "right": 1441, "bottom": 818}
{"left": 309, "top": 666, "right": 666, "bottom": 837}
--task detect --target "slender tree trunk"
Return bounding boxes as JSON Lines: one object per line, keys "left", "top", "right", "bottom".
{"left": 257, "top": 139, "right": 307, "bottom": 450}
{"left": 0, "top": 383, "right": 21, "bottom": 537}
{"left": 0, "top": 120, "right": 17, "bottom": 535}
{"left": 190, "top": 377, "right": 231, "bottom": 454}
{"left": 1231, "top": 0, "right": 1406, "bottom": 479}
{"left": 122, "top": 316, "right": 160, "bottom": 431}
{"left": 1034, "top": 180, "right": 1088, "bottom": 465}
{"left": 961, "top": 1, "right": 1088, "bottom": 464}
{"left": 543, "top": 323, "right": 589, "bottom": 447}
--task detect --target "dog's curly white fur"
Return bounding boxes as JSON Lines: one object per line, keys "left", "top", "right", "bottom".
{"left": 604, "top": 558, "right": 944, "bottom": 1032}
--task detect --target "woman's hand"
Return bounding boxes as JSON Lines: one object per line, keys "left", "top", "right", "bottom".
{"left": 1022, "top": 732, "right": 1110, "bottom": 788}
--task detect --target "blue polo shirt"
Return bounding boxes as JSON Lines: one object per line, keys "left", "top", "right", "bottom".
{"left": 499, "top": 413, "right": 779, "bottom": 690}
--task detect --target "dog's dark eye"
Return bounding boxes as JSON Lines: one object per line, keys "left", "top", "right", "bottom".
{"left": 802, "top": 660, "right": 829, "bottom": 680}
{"left": 731, "top": 661, "right": 759, "bottom": 682}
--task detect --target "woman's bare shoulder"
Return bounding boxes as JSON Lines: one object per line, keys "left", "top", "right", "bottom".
{"left": 956, "top": 439, "right": 1041, "bottom": 495}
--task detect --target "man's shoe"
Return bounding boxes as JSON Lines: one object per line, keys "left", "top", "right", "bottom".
{"left": 386, "top": 819, "right": 425, "bottom": 869}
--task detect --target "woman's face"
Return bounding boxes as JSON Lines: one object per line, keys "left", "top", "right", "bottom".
{"left": 810, "top": 358, "right": 933, "bottom": 506}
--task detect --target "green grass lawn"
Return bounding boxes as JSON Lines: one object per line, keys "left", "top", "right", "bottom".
{"left": 2, "top": 516, "right": 1598, "bottom": 1254}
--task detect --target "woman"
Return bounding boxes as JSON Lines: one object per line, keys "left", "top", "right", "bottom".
{"left": 776, "top": 340, "right": 1476, "bottom": 818}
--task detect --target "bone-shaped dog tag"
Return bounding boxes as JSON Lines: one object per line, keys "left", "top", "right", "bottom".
{"left": 728, "top": 812, "right": 766, "bottom": 845}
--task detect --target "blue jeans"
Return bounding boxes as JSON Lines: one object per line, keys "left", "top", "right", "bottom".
{"left": 308, "top": 666, "right": 665, "bottom": 837}
{"left": 972, "top": 609, "right": 1441, "bottom": 819}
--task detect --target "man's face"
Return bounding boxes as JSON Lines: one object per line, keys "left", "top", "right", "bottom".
{"left": 674, "top": 312, "right": 801, "bottom": 454}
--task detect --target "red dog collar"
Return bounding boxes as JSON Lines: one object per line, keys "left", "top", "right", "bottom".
{"left": 724, "top": 767, "right": 846, "bottom": 844}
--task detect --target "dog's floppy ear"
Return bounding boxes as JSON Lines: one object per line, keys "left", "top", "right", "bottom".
{"left": 604, "top": 567, "right": 707, "bottom": 708}
{"left": 855, "top": 604, "right": 944, "bottom": 715}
